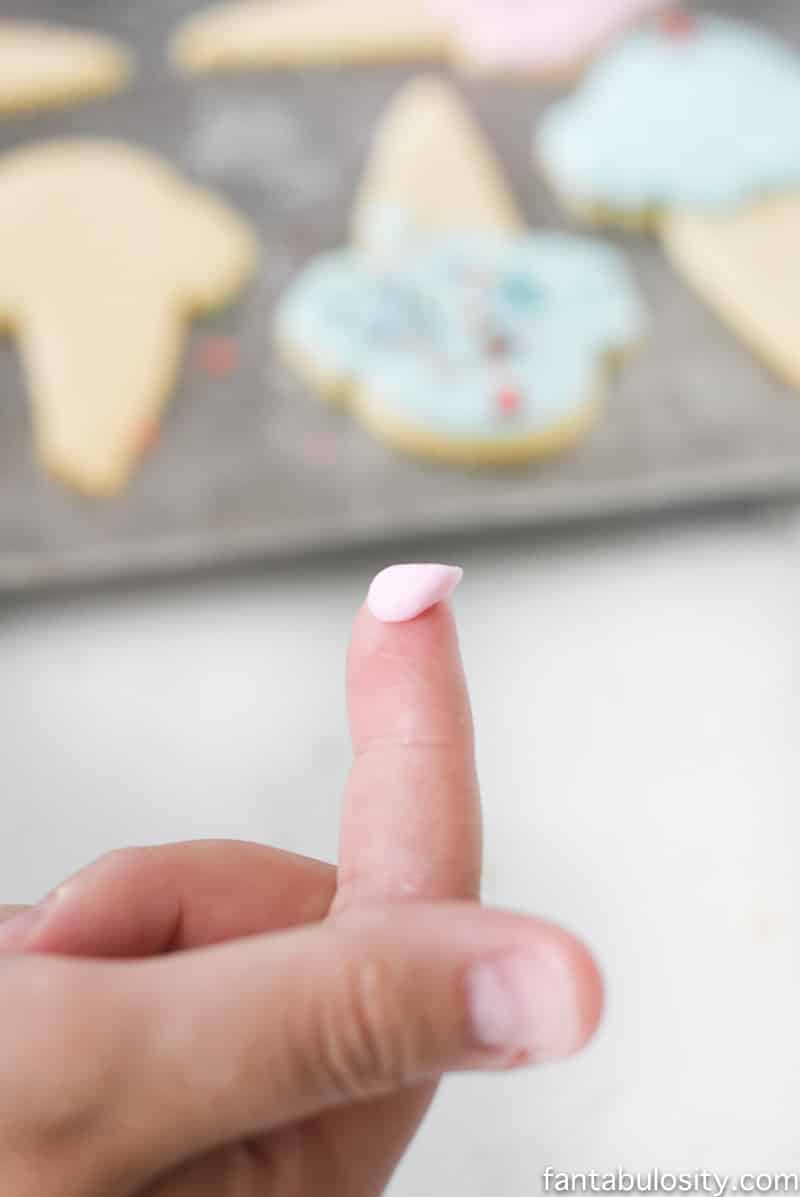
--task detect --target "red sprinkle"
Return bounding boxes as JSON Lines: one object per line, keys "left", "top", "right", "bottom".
{"left": 196, "top": 336, "right": 240, "bottom": 379}
{"left": 136, "top": 418, "right": 161, "bottom": 454}
{"left": 659, "top": 8, "right": 699, "bottom": 37}
{"left": 486, "top": 332, "right": 511, "bottom": 357}
{"left": 497, "top": 388, "right": 523, "bottom": 416}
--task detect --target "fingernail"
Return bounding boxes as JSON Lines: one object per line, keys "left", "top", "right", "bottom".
{"left": 467, "top": 951, "right": 585, "bottom": 1063}
{"left": 367, "top": 563, "right": 464, "bottom": 624}
{"left": 0, "top": 891, "right": 59, "bottom": 950}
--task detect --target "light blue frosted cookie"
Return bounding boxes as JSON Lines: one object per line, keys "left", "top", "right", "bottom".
{"left": 537, "top": 11, "right": 800, "bottom": 225}
{"left": 275, "top": 225, "right": 644, "bottom": 464}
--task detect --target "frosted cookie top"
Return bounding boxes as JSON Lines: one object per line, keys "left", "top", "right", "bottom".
{"left": 439, "top": 0, "right": 663, "bottom": 75}
{"left": 277, "top": 222, "right": 644, "bottom": 442}
{"left": 537, "top": 12, "right": 800, "bottom": 215}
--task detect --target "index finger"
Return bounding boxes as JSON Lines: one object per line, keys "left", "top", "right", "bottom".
{"left": 336, "top": 564, "right": 481, "bottom": 908}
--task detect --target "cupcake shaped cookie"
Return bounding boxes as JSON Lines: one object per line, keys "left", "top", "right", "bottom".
{"left": 276, "top": 80, "right": 645, "bottom": 467}
{"left": 277, "top": 230, "right": 643, "bottom": 465}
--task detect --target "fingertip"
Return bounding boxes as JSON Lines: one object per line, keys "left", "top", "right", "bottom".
{"left": 463, "top": 917, "right": 605, "bottom": 1067}
{"left": 366, "top": 563, "right": 464, "bottom": 624}
{"left": 542, "top": 926, "right": 605, "bottom": 1059}
{"left": 574, "top": 938, "right": 605, "bottom": 1051}
{"left": 347, "top": 566, "right": 472, "bottom": 758}
{"left": 458, "top": 910, "right": 605, "bottom": 1066}
{"left": 342, "top": 567, "right": 480, "bottom": 906}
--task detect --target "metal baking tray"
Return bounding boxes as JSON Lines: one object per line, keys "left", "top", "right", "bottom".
{"left": 2, "top": 0, "right": 799, "bottom": 593}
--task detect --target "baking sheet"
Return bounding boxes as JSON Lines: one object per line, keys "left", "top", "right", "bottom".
{"left": 2, "top": 0, "right": 799, "bottom": 593}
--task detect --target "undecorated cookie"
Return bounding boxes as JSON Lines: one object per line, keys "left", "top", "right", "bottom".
{"left": 537, "top": 11, "right": 800, "bottom": 229}
{"left": 172, "top": 0, "right": 662, "bottom": 79}
{"left": 171, "top": 0, "right": 448, "bottom": 73}
{"left": 0, "top": 140, "right": 257, "bottom": 496}
{"left": 0, "top": 20, "right": 131, "bottom": 116}
{"left": 662, "top": 198, "right": 800, "bottom": 391}
{"left": 352, "top": 78, "right": 524, "bottom": 251}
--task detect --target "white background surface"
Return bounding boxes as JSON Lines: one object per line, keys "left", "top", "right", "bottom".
{"left": 3, "top": 509, "right": 799, "bottom": 1190}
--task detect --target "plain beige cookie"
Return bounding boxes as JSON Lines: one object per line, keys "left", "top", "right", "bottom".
{"left": 662, "top": 198, "right": 800, "bottom": 391}
{"left": 171, "top": 0, "right": 448, "bottom": 73}
{"left": 351, "top": 77, "right": 524, "bottom": 251}
{"left": 0, "top": 20, "right": 131, "bottom": 116}
{"left": 0, "top": 139, "right": 258, "bottom": 497}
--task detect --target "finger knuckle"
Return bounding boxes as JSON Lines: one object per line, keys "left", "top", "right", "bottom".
{"left": 319, "top": 954, "right": 416, "bottom": 1098}
{"left": 92, "top": 844, "right": 154, "bottom": 884}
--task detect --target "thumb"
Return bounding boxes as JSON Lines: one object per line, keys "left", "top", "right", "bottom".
{"left": 122, "top": 902, "right": 602, "bottom": 1173}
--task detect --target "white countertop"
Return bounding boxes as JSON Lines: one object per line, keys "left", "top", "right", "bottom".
{"left": 3, "top": 509, "right": 798, "bottom": 1188}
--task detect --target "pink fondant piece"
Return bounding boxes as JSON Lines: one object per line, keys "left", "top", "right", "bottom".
{"left": 367, "top": 563, "right": 464, "bottom": 624}
{"left": 436, "top": 0, "right": 664, "bottom": 71}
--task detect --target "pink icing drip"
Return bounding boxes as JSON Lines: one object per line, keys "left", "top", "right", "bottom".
{"left": 367, "top": 564, "right": 464, "bottom": 624}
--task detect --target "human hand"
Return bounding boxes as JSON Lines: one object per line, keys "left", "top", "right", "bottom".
{"left": 0, "top": 565, "right": 603, "bottom": 1196}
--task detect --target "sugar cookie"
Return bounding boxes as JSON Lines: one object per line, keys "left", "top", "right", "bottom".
{"left": 171, "top": 0, "right": 448, "bottom": 73}
{"left": 276, "top": 229, "right": 644, "bottom": 465}
{"left": 0, "top": 20, "right": 131, "bottom": 116}
{"left": 662, "top": 198, "right": 800, "bottom": 391}
{"left": 277, "top": 81, "right": 643, "bottom": 466}
{"left": 537, "top": 12, "right": 800, "bottom": 229}
{"left": 352, "top": 78, "right": 524, "bottom": 252}
{"left": 0, "top": 140, "right": 257, "bottom": 496}
{"left": 441, "top": 0, "right": 664, "bottom": 80}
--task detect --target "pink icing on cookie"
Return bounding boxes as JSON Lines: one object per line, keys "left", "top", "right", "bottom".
{"left": 438, "top": 0, "right": 665, "bottom": 72}
{"left": 367, "top": 564, "right": 464, "bottom": 624}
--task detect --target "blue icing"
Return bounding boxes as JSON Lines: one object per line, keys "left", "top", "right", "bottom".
{"left": 276, "top": 230, "right": 644, "bottom": 440}
{"left": 359, "top": 202, "right": 421, "bottom": 256}
{"left": 537, "top": 14, "right": 800, "bottom": 213}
